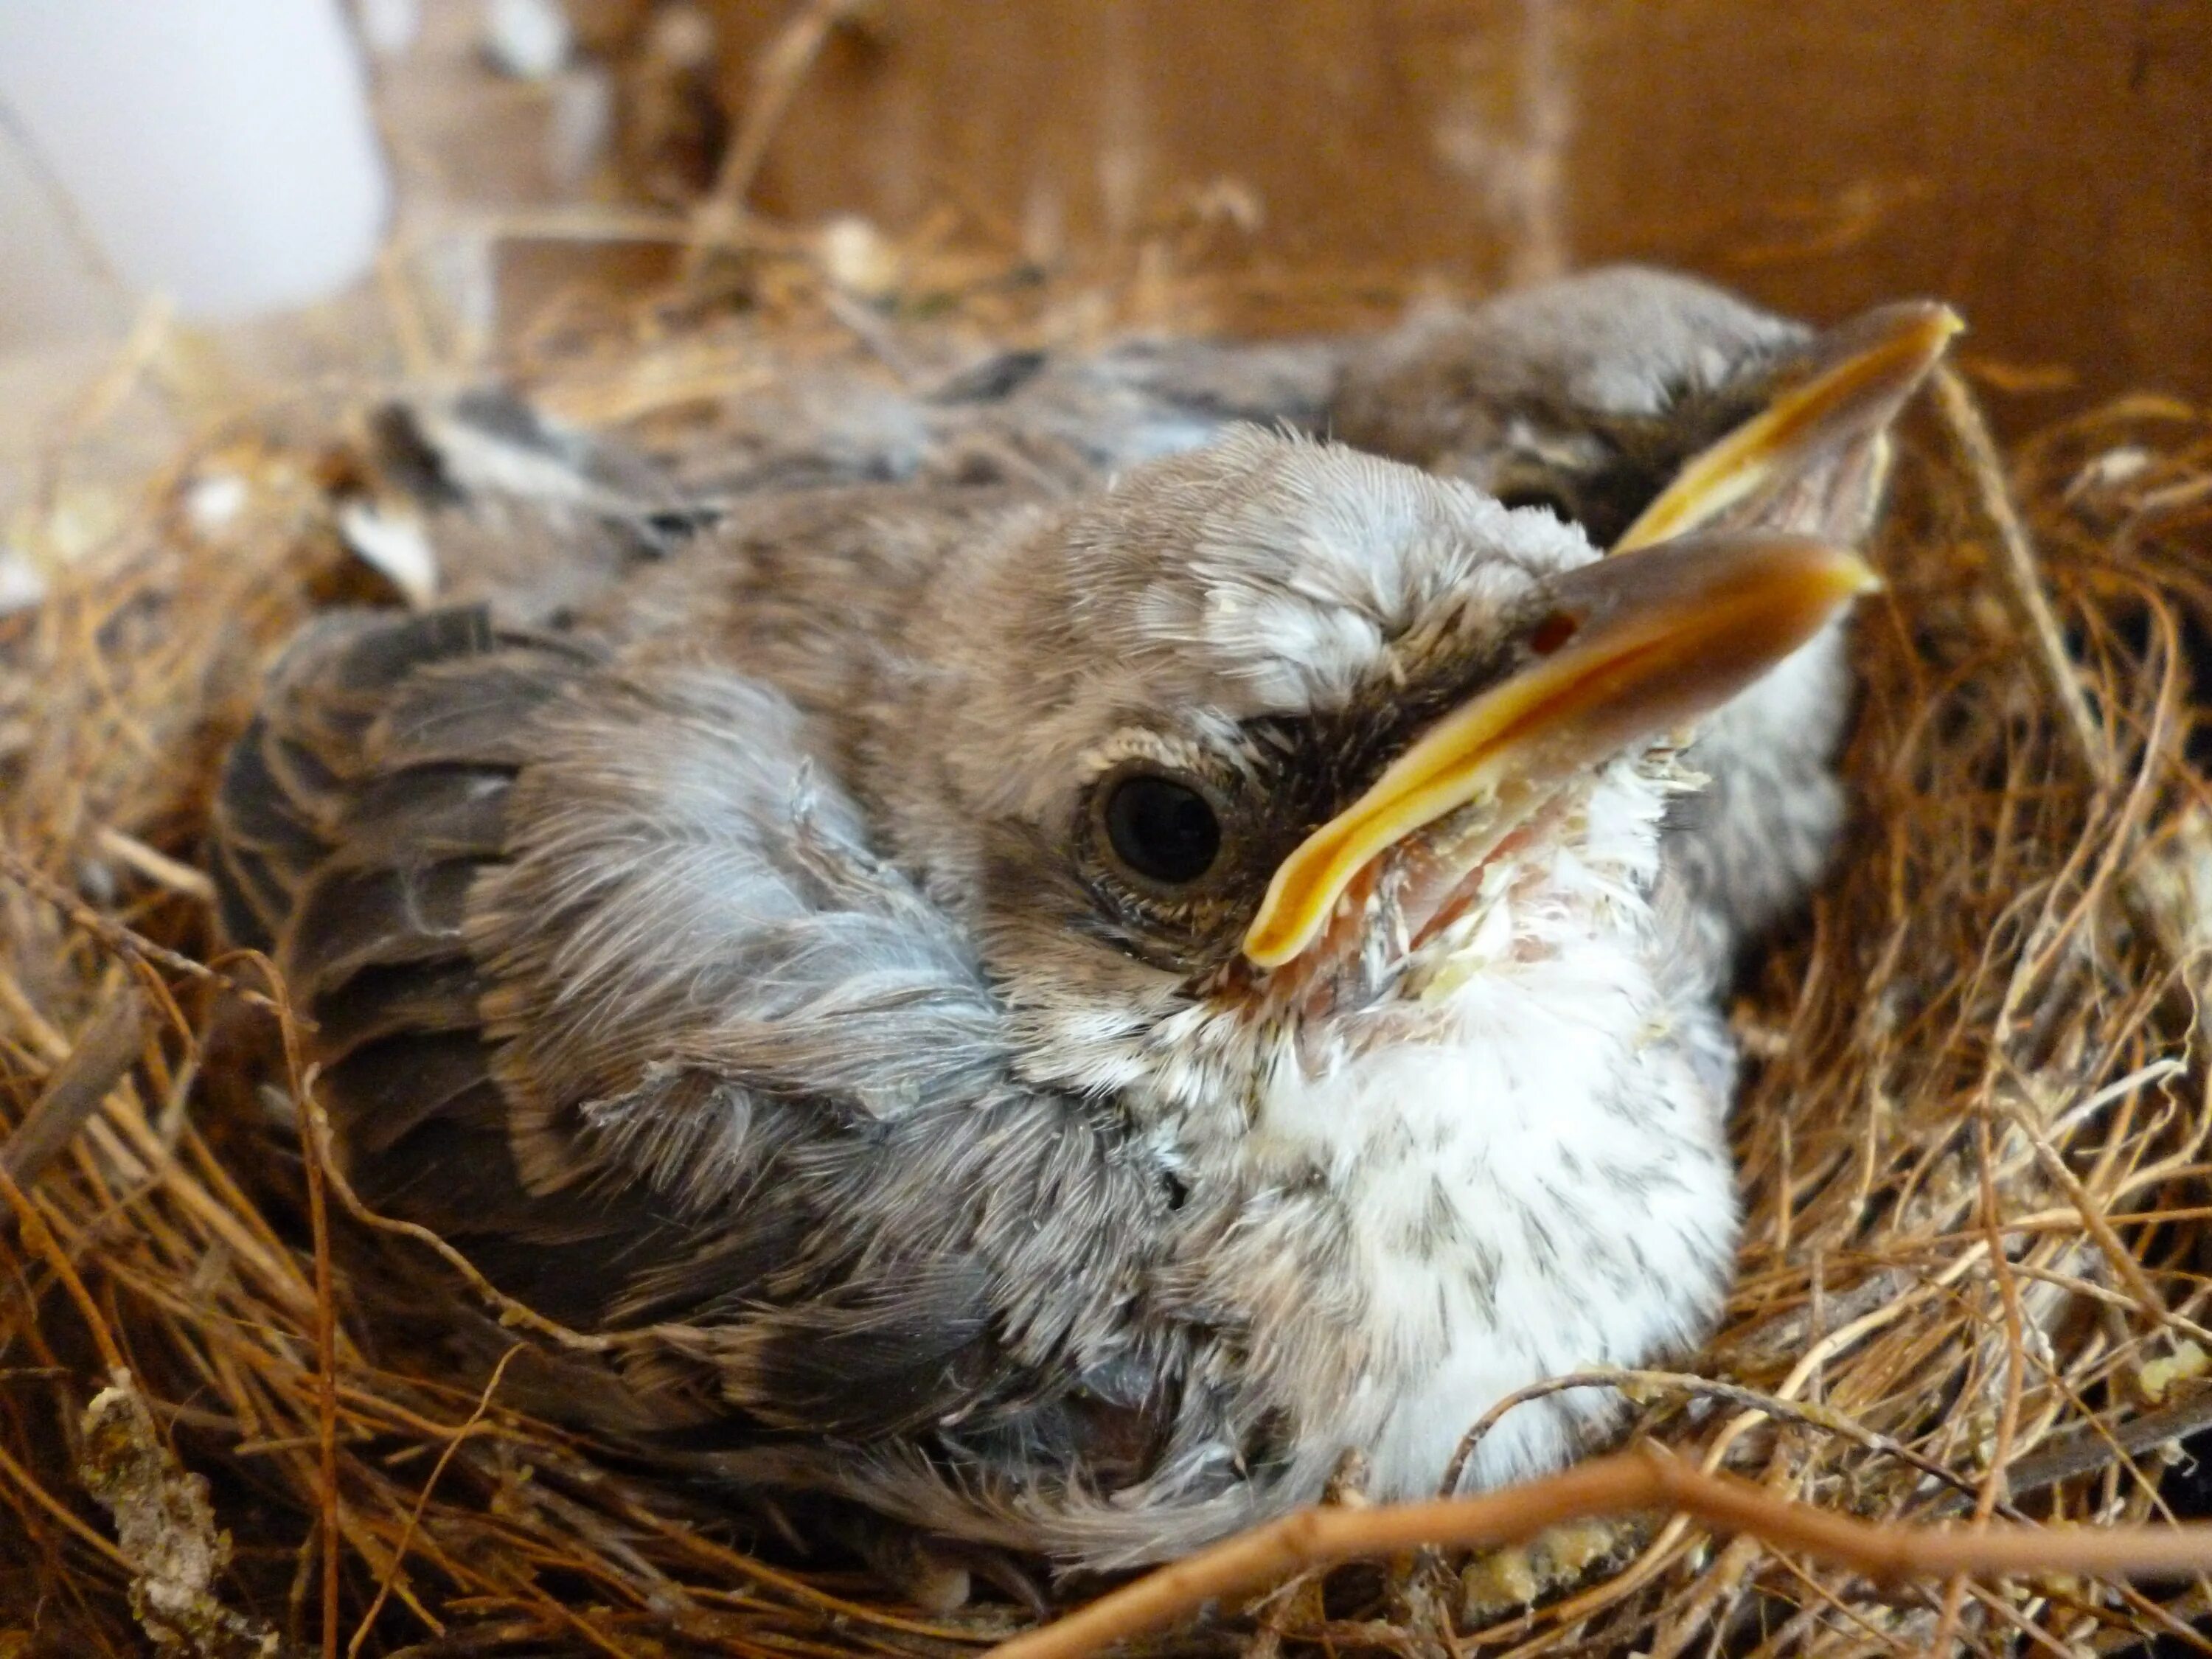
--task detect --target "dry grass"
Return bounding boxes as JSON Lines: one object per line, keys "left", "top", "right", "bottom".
{"left": 3, "top": 217, "right": 2211, "bottom": 1659}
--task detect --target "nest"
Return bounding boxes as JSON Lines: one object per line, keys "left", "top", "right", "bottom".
{"left": 4, "top": 214, "right": 2212, "bottom": 1659}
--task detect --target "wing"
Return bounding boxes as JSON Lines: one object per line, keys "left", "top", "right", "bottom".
{"left": 655, "top": 337, "right": 1349, "bottom": 501}
{"left": 209, "top": 606, "right": 1183, "bottom": 1490}
{"left": 335, "top": 392, "right": 719, "bottom": 627}
{"left": 974, "top": 335, "right": 1347, "bottom": 470}
{"left": 333, "top": 335, "right": 1346, "bottom": 636}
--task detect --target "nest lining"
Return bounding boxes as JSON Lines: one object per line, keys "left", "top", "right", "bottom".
{"left": 1, "top": 233, "right": 2211, "bottom": 1659}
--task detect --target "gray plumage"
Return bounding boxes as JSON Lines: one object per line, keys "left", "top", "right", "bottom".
{"left": 660, "top": 334, "right": 1346, "bottom": 498}
{"left": 215, "top": 434, "right": 1745, "bottom": 1568}
{"left": 210, "top": 267, "right": 1939, "bottom": 1572}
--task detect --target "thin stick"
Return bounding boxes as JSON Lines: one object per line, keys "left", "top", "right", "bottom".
{"left": 295, "top": 1088, "right": 623, "bottom": 1357}
{"left": 981, "top": 1447, "right": 2212, "bottom": 1659}
{"left": 1930, "top": 364, "right": 2110, "bottom": 781}
{"left": 1435, "top": 1366, "right": 1986, "bottom": 1508}
{"left": 685, "top": 0, "right": 864, "bottom": 274}
{"left": 0, "top": 984, "right": 142, "bottom": 1189}
{"left": 0, "top": 841, "right": 279, "bottom": 1012}
{"left": 1970, "top": 1389, "right": 2212, "bottom": 1509}
{"left": 345, "top": 1344, "right": 525, "bottom": 1659}
{"left": 2002, "top": 1085, "right": 2174, "bottom": 1326}
{"left": 91, "top": 826, "right": 215, "bottom": 905}
{"left": 0, "top": 1430, "right": 135, "bottom": 1571}
{"left": 0, "top": 1160, "right": 129, "bottom": 1375}
{"left": 262, "top": 964, "right": 342, "bottom": 1659}
{"left": 1934, "top": 1102, "right": 2032, "bottom": 1651}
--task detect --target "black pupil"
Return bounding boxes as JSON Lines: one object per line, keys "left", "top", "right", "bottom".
{"left": 1104, "top": 776, "right": 1221, "bottom": 884}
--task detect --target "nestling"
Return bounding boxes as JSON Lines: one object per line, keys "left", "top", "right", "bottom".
{"left": 209, "top": 282, "right": 1949, "bottom": 1573}
{"left": 1330, "top": 268, "right": 1960, "bottom": 965}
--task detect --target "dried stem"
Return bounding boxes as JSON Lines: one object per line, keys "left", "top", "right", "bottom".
{"left": 0, "top": 983, "right": 142, "bottom": 1189}
{"left": 1973, "top": 1388, "right": 2212, "bottom": 1509}
{"left": 258, "top": 960, "right": 342, "bottom": 1659}
{"left": 0, "top": 1158, "right": 130, "bottom": 1375}
{"left": 1930, "top": 364, "right": 2110, "bottom": 779}
{"left": 984, "top": 1447, "right": 2212, "bottom": 1659}
{"left": 343, "top": 1345, "right": 524, "bottom": 1659}
{"left": 1436, "top": 1366, "right": 1990, "bottom": 1509}
{"left": 685, "top": 0, "right": 867, "bottom": 273}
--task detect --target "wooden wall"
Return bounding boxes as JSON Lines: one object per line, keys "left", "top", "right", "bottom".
{"left": 709, "top": 0, "right": 2212, "bottom": 422}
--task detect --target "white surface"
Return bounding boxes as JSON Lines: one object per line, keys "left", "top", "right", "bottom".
{"left": 0, "top": 546, "right": 46, "bottom": 616}
{"left": 0, "top": 122, "right": 117, "bottom": 350}
{"left": 0, "top": 0, "right": 392, "bottom": 322}
{"left": 481, "top": 0, "right": 571, "bottom": 80}
{"left": 355, "top": 0, "right": 424, "bottom": 60}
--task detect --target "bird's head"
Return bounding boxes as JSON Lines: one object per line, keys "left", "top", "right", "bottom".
{"left": 888, "top": 293, "right": 1951, "bottom": 1129}
{"left": 1332, "top": 265, "right": 1961, "bottom": 552}
{"left": 888, "top": 459, "right": 1843, "bottom": 1124}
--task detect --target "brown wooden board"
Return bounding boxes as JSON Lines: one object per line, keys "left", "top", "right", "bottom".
{"left": 709, "top": 0, "right": 2212, "bottom": 425}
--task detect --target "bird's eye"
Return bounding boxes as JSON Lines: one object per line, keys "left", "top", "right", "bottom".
{"left": 1100, "top": 772, "right": 1222, "bottom": 886}
{"left": 1497, "top": 486, "right": 1573, "bottom": 520}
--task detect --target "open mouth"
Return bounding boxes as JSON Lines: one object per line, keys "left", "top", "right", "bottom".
{"left": 1240, "top": 532, "right": 1877, "bottom": 974}
{"left": 1251, "top": 782, "right": 1581, "bottom": 1006}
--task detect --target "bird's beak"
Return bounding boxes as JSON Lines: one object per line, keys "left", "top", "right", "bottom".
{"left": 1242, "top": 532, "right": 1878, "bottom": 969}
{"left": 1613, "top": 300, "right": 1964, "bottom": 553}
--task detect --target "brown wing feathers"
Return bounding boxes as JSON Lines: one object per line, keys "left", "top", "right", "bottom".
{"left": 206, "top": 608, "right": 677, "bottom": 1314}
{"left": 206, "top": 602, "right": 1189, "bottom": 1495}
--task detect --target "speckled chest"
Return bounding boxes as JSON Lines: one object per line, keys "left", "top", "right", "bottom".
{"left": 1152, "top": 901, "right": 1742, "bottom": 1501}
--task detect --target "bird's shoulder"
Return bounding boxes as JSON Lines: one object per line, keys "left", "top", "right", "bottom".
{"left": 209, "top": 604, "right": 1181, "bottom": 1470}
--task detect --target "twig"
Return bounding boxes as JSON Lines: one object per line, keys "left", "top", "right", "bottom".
{"left": 293, "top": 1085, "right": 625, "bottom": 1357}
{"left": 0, "top": 1427, "right": 136, "bottom": 1571}
{"left": 345, "top": 1345, "right": 525, "bottom": 1659}
{"left": 0, "top": 840, "right": 279, "bottom": 1012}
{"left": 1930, "top": 364, "right": 2111, "bottom": 782}
{"left": 0, "top": 1158, "right": 129, "bottom": 1374}
{"left": 1435, "top": 1366, "right": 1987, "bottom": 1508}
{"left": 1935, "top": 1100, "right": 2033, "bottom": 1650}
{"left": 2000, "top": 1083, "right": 2174, "bottom": 1328}
{"left": 93, "top": 825, "right": 216, "bottom": 905}
{"left": 981, "top": 1447, "right": 2212, "bottom": 1659}
{"left": 0, "top": 983, "right": 142, "bottom": 1189}
{"left": 1963, "top": 1388, "right": 2212, "bottom": 1510}
{"left": 602, "top": 1488, "right": 1004, "bottom": 1642}
{"left": 254, "top": 959, "right": 342, "bottom": 1659}
{"left": 684, "top": 0, "right": 866, "bottom": 274}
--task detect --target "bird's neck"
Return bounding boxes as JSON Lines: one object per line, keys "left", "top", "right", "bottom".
{"left": 1119, "top": 764, "right": 1677, "bottom": 1153}
{"left": 1119, "top": 812, "right": 1741, "bottom": 1506}
{"left": 1157, "top": 905, "right": 1669, "bottom": 1180}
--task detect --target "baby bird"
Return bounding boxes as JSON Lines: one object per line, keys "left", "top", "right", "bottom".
{"left": 212, "top": 422, "right": 1871, "bottom": 1568}
{"left": 1331, "top": 269, "right": 1958, "bottom": 965}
